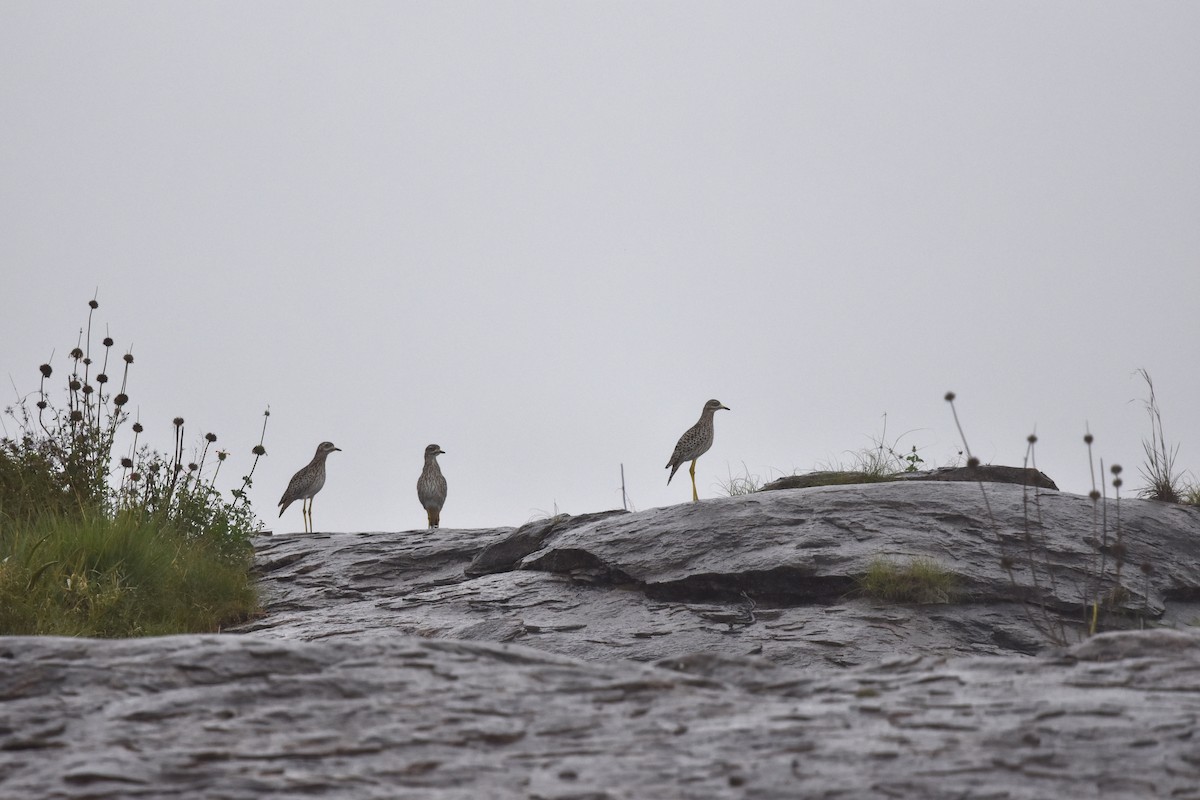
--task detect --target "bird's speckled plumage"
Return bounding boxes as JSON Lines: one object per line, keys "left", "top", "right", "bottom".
{"left": 278, "top": 441, "right": 340, "bottom": 533}
{"left": 417, "top": 444, "right": 447, "bottom": 528}
{"left": 666, "top": 399, "right": 729, "bottom": 501}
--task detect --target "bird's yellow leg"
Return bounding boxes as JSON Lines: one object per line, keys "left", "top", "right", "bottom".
{"left": 304, "top": 498, "right": 312, "bottom": 534}
{"left": 690, "top": 460, "right": 699, "bottom": 502}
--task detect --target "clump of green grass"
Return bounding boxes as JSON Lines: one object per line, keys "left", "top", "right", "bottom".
{"left": 718, "top": 462, "right": 764, "bottom": 496}
{"left": 0, "top": 513, "right": 257, "bottom": 635}
{"left": 1135, "top": 369, "right": 1192, "bottom": 504}
{"left": 1183, "top": 485, "right": 1200, "bottom": 506}
{"left": 858, "top": 557, "right": 960, "bottom": 604}
{"left": 0, "top": 295, "right": 267, "bottom": 636}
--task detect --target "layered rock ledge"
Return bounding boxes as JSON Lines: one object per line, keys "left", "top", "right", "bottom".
{"left": 243, "top": 481, "right": 1200, "bottom": 668}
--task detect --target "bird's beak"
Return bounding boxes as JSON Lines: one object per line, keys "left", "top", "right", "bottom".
{"left": 721, "top": 405, "right": 730, "bottom": 411}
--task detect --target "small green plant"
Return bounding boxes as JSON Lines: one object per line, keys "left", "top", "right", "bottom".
{"left": 858, "top": 557, "right": 960, "bottom": 604}
{"left": 820, "top": 413, "right": 927, "bottom": 478}
{"left": 0, "top": 438, "right": 80, "bottom": 521}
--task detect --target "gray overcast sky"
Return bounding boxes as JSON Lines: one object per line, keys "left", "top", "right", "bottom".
{"left": 2, "top": 2, "right": 1197, "bottom": 533}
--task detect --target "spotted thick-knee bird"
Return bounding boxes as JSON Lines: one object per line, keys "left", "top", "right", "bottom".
{"left": 278, "top": 441, "right": 340, "bottom": 533}
{"left": 666, "top": 399, "right": 729, "bottom": 502}
{"left": 417, "top": 444, "right": 447, "bottom": 528}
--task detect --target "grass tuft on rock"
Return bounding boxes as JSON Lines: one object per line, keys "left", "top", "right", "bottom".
{"left": 0, "top": 512, "right": 257, "bottom": 636}
{"left": 858, "top": 557, "right": 961, "bottom": 605}
{"left": 718, "top": 463, "right": 765, "bottom": 496}
{"left": 1135, "top": 369, "right": 1194, "bottom": 504}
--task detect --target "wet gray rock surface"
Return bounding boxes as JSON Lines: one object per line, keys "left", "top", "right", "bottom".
{"left": 243, "top": 482, "right": 1200, "bottom": 667}
{"left": 3, "top": 630, "right": 1200, "bottom": 799}
{"left": 4, "top": 480, "right": 1200, "bottom": 798}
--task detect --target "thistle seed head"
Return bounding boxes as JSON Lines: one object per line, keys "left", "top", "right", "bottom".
{"left": 132, "top": 422, "right": 143, "bottom": 433}
{"left": 1111, "top": 464, "right": 1122, "bottom": 475}
{"left": 173, "top": 417, "right": 184, "bottom": 427}
{"left": 70, "top": 348, "right": 83, "bottom": 360}
{"left": 102, "top": 337, "right": 113, "bottom": 347}
{"left": 120, "top": 457, "right": 133, "bottom": 468}
{"left": 1027, "top": 434, "right": 1037, "bottom": 444}
{"left": 205, "top": 432, "right": 217, "bottom": 442}
{"left": 88, "top": 299, "right": 98, "bottom": 309}
{"left": 39, "top": 364, "right": 52, "bottom": 378}
{"left": 123, "top": 353, "right": 134, "bottom": 364}
{"left": 1089, "top": 490, "right": 1101, "bottom": 501}
{"left": 69, "top": 380, "right": 81, "bottom": 391}
{"left": 944, "top": 391, "right": 956, "bottom": 402}
{"left": 96, "top": 373, "right": 108, "bottom": 384}
{"left": 252, "top": 445, "right": 266, "bottom": 456}
{"left": 36, "top": 400, "right": 47, "bottom": 410}
{"left": 69, "top": 410, "right": 83, "bottom": 422}
{"left": 114, "top": 393, "right": 128, "bottom": 406}
{"left": 967, "top": 457, "right": 980, "bottom": 468}
{"left": 1084, "top": 433, "right": 1094, "bottom": 444}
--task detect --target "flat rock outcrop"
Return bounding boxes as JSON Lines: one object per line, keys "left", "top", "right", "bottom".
{"left": 4, "top": 478, "right": 1200, "bottom": 798}
{"left": 760, "top": 464, "right": 1059, "bottom": 491}
{"left": 242, "top": 481, "right": 1200, "bottom": 668}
